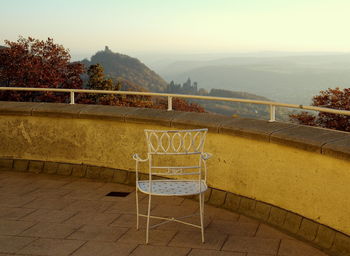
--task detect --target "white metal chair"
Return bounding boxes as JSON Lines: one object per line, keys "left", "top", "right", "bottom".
{"left": 133, "top": 128, "right": 212, "bottom": 244}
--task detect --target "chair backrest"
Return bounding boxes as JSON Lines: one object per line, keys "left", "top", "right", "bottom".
{"left": 144, "top": 129, "right": 208, "bottom": 177}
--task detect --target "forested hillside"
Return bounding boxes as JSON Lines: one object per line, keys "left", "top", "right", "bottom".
{"left": 81, "top": 47, "right": 168, "bottom": 92}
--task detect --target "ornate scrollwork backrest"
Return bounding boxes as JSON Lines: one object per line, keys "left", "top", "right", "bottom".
{"left": 144, "top": 129, "right": 207, "bottom": 154}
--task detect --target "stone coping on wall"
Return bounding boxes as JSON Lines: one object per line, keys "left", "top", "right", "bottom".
{"left": 1, "top": 101, "right": 350, "bottom": 160}
{"left": 0, "top": 158, "right": 349, "bottom": 256}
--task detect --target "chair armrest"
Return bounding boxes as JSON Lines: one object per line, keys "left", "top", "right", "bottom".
{"left": 201, "top": 152, "right": 213, "bottom": 160}
{"left": 133, "top": 153, "right": 149, "bottom": 162}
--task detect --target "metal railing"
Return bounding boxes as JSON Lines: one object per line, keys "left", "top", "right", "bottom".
{"left": 1, "top": 87, "right": 350, "bottom": 122}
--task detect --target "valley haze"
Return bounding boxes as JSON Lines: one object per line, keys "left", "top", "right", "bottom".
{"left": 79, "top": 50, "right": 350, "bottom": 105}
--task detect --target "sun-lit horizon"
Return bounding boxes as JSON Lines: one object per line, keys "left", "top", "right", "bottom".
{"left": 1, "top": 0, "right": 350, "bottom": 60}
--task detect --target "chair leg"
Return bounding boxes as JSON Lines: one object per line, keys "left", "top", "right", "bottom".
{"left": 146, "top": 194, "right": 152, "bottom": 244}
{"left": 199, "top": 192, "right": 205, "bottom": 243}
{"left": 136, "top": 188, "right": 139, "bottom": 230}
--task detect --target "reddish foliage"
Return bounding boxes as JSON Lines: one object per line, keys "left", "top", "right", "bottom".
{"left": 0, "top": 36, "right": 205, "bottom": 113}
{"left": 172, "top": 98, "right": 205, "bottom": 112}
{"left": 290, "top": 87, "right": 350, "bottom": 131}
{"left": 0, "top": 36, "right": 84, "bottom": 102}
{"left": 154, "top": 98, "right": 206, "bottom": 112}
{"left": 79, "top": 94, "right": 205, "bottom": 113}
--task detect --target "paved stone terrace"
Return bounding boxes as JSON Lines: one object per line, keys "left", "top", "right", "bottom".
{"left": 0, "top": 171, "right": 328, "bottom": 256}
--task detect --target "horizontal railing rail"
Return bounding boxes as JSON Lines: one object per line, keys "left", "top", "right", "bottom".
{"left": 1, "top": 87, "right": 350, "bottom": 122}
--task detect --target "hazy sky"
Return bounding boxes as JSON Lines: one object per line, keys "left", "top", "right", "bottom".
{"left": 1, "top": 0, "right": 350, "bottom": 59}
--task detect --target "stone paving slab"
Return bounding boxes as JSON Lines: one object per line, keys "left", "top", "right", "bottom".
{"left": 130, "top": 245, "right": 191, "bottom": 256}
{"left": 206, "top": 219, "right": 259, "bottom": 236}
{"left": 168, "top": 230, "right": 228, "bottom": 250}
{"left": 105, "top": 201, "right": 151, "bottom": 215}
{"left": 0, "top": 194, "right": 36, "bottom": 208}
{"left": 222, "top": 236, "right": 281, "bottom": 254}
{"left": 189, "top": 248, "right": 245, "bottom": 256}
{"left": 0, "top": 220, "right": 36, "bottom": 236}
{"left": 205, "top": 206, "right": 240, "bottom": 221}
{"left": 63, "top": 211, "right": 121, "bottom": 226}
{"left": 68, "top": 224, "right": 129, "bottom": 242}
{"left": 279, "top": 239, "right": 330, "bottom": 256}
{"left": 0, "top": 235, "right": 35, "bottom": 254}
{"left": 23, "top": 197, "right": 76, "bottom": 210}
{"left": 0, "top": 207, "right": 36, "bottom": 220}
{"left": 25, "top": 187, "right": 73, "bottom": 199}
{"left": 18, "top": 238, "right": 86, "bottom": 256}
{"left": 110, "top": 214, "right": 149, "bottom": 228}
{"left": 256, "top": 224, "right": 296, "bottom": 240}
{"left": 117, "top": 228, "right": 177, "bottom": 245}
{"left": 63, "top": 199, "right": 115, "bottom": 213}
{"left": 21, "top": 208, "right": 78, "bottom": 223}
{"left": 0, "top": 171, "right": 330, "bottom": 256}
{"left": 71, "top": 241, "right": 137, "bottom": 256}
{"left": 20, "top": 222, "right": 82, "bottom": 239}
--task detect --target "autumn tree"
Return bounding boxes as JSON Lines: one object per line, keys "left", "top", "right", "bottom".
{"left": 80, "top": 64, "right": 119, "bottom": 105}
{"left": 290, "top": 87, "right": 350, "bottom": 132}
{"left": 0, "top": 36, "right": 84, "bottom": 102}
{"left": 87, "top": 64, "right": 115, "bottom": 91}
{"left": 153, "top": 97, "right": 205, "bottom": 112}
{"left": 171, "top": 98, "right": 205, "bottom": 112}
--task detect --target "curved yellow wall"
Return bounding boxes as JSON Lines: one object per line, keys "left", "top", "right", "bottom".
{"left": 1, "top": 113, "right": 349, "bottom": 236}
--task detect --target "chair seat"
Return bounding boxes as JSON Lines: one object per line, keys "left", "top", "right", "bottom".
{"left": 137, "top": 180, "right": 207, "bottom": 196}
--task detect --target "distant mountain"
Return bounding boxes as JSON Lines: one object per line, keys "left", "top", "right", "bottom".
{"left": 158, "top": 54, "right": 350, "bottom": 75}
{"left": 81, "top": 47, "right": 168, "bottom": 92}
{"left": 0, "top": 45, "right": 6, "bottom": 50}
{"left": 157, "top": 54, "right": 350, "bottom": 105}
{"left": 80, "top": 48, "right": 289, "bottom": 120}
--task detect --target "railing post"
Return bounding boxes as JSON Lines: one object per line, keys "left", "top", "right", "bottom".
{"left": 70, "top": 91, "right": 75, "bottom": 104}
{"left": 269, "top": 105, "right": 276, "bottom": 122}
{"left": 167, "top": 96, "right": 173, "bottom": 111}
